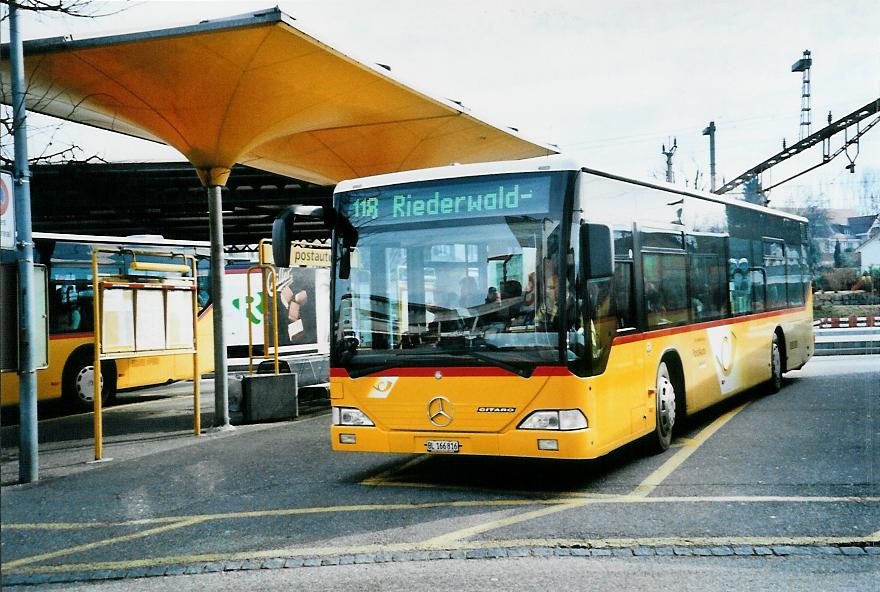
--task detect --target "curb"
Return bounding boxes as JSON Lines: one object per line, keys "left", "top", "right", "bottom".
{"left": 2, "top": 543, "right": 878, "bottom": 586}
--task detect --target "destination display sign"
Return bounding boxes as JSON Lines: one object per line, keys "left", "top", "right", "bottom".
{"left": 339, "top": 174, "right": 553, "bottom": 226}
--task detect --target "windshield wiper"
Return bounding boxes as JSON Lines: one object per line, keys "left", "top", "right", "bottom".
{"left": 346, "top": 351, "right": 443, "bottom": 378}
{"left": 345, "top": 351, "right": 532, "bottom": 379}
{"left": 458, "top": 350, "right": 532, "bottom": 378}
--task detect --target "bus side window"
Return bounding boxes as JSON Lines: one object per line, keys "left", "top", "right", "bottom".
{"left": 49, "top": 286, "right": 66, "bottom": 333}
{"left": 197, "top": 257, "right": 212, "bottom": 312}
{"left": 751, "top": 269, "right": 766, "bottom": 312}
{"left": 51, "top": 282, "right": 90, "bottom": 333}
{"left": 643, "top": 252, "right": 687, "bottom": 329}
{"left": 612, "top": 230, "right": 635, "bottom": 331}
{"left": 613, "top": 261, "right": 635, "bottom": 330}
{"left": 587, "top": 277, "right": 615, "bottom": 369}
{"left": 763, "top": 239, "right": 786, "bottom": 310}
{"left": 686, "top": 235, "right": 726, "bottom": 322}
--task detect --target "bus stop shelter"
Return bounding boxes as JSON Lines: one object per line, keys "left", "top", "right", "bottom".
{"left": 1, "top": 7, "right": 557, "bottom": 431}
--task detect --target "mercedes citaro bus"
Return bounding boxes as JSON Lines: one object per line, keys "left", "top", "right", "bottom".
{"left": 273, "top": 156, "right": 813, "bottom": 459}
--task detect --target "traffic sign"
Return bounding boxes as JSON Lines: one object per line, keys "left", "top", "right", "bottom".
{"left": 0, "top": 171, "right": 14, "bottom": 250}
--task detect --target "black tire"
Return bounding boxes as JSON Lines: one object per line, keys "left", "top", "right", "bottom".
{"left": 62, "top": 349, "right": 116, "bottom": 412}
{"left": 767, "top": 333, "right": 783, "bottom": 394}
{"left": 649, "top": 361, "right": 677, "bottom": 453}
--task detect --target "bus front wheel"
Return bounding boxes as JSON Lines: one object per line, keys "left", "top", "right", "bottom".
{"left": 650, "top": 361, "right": 676, "bottom": 453}
{"left": 62, "top": 349, "right": 116, "bottom": 412}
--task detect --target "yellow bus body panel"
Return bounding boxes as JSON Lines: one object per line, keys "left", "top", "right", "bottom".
{"left": 331, "top": 304, "right": 813, "bottom": 460}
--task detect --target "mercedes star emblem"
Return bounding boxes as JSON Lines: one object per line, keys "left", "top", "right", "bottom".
{"left": 427, "top": 396, "right": 454, "bottom": 427}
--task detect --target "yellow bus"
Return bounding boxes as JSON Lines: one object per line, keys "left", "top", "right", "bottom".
{"left": 274, "top": 156, "right": 813, "bottom": 458}
{"left": 1, "top": 233, "right": 214, "bottom": 411}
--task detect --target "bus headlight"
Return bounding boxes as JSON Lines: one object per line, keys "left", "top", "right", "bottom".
{"left": 332, "top": 407, "right": 375, "bottom": 426}
{"left": 518, "top": 409, "right": 588, "bottom": 431}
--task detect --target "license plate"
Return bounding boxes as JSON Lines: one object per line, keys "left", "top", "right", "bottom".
{"left": 425, "top": 440, "right": 460, "bottom": 453}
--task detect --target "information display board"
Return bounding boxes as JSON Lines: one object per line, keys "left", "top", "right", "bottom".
{"left": 166, "top": 289, "right": 194, "bottom": 349}
{"left": 135, "top": 289, "right": 166, "bottom": 351}
{"left": 101, "top": 288, "right": 135, "bottom": 354}
{"left": 101, "top": 285, "right": 196, "bottom": 355}
{"left": 91, "top": 248, "right": 202, "bottom": 461}
{"left": 0, "top": 264, "right": 49, "bottom": 372}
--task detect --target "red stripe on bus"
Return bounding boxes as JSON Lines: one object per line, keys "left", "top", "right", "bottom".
{"left": 49, "top": 332, "right": 93, "bottom": 340}
{"left": 612, "top": 306, "right": 808, "bottom": 345}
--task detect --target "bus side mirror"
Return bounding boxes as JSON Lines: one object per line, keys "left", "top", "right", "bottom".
{"left": 580, "top": 223, "right": 614, "bottom": 279}
{"left": 271, "top": 206, "right": 327, "bottom": 267}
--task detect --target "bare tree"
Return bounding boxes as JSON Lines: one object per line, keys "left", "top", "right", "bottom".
{"left": 857, "top": 168, "right": 880, "bottom": 215}
{"left": 0, "top": 0, "right": 121, "bottom": 20}
{"left": 1, "top": 0, "right": 125, "bottom": 168}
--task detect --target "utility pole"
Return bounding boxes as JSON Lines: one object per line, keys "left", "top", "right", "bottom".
{"left": 791, "top": 50, "right": 813, "bottom": 141}
{"left": 661, "top": 138, "right": 677, "bottom": 183}
{"left": 9, "top": 1, "right": 40, "bottom": 483}
{"left": 702, "top": 121, "right": 717, "bottom": 192}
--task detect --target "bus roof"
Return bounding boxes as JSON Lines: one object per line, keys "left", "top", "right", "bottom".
{"left": 334, "top": 155, "right": 808, "bottom": 224}
{"left": 33, "top": 232, "right": 211, "bottom": 249}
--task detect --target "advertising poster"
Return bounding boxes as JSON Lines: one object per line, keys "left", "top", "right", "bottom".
{"left": 226, "top": 266, "right": 330, "bottom": 355}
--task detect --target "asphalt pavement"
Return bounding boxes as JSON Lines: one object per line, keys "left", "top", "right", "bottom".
{"left": 1, "top": 355, "right": 877, "bottom": 590}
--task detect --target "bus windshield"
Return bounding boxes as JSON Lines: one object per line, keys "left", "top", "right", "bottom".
{"left": 333, "top": 172, "right": 570, "bottom": 377}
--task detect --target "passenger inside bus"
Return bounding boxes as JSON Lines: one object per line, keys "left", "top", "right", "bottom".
{"left": 50, "top": 285, "right": 84, "bottom": 333}
{"left": 521, "top": 272, "right": 536, "bottom": 323}
{"left": 65, "top": 286, "right": 82, "bottom": 331}
{"left": 500, "top": 279, "right": 524, "bottom": 325}
{"left": 536, "top": 260, "right": 559, "bottom": 330}
{"left": 458, "top": 276, "right": 481, "bottom": 308}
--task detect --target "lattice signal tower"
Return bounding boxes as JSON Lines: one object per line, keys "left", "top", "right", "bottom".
{"left": 791, "top": 50, "right": 812, "bottom": 141}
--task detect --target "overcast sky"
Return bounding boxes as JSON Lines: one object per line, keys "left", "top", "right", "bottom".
{"left": 7, "top": 0, "right": 880, "bottom": 211}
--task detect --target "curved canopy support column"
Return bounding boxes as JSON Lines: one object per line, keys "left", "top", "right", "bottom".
{"left": 204, "top": 181, "right": 230, "bottom": 429}
{"left": 198, "top": 167, "right": 233, "bottom": 430}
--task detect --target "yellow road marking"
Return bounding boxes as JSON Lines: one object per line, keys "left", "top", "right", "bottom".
{"left": 0, "top": 500, "right": 552, "bottom": 533}
{"left": 362, "top": 476, "right": 619, "bottom": 500}
{"left": 630, "top": 401, "right": 750, "bottom": 498}
{"left": 5, "top": 495, "right": 876, "bottom": 531}
{"left": 6, "top": 532, "right": 879, "bottom": 576}
{"left": 423, "top": 498, "right": 593, "bottom": 546}
{"left": 359, "top": 407, "right": 746, "bottom": 500}
{"left": 420, "top": 401, "right": 753, "bottom": 544}
{"left": 4, "top": 518, "right": 206, "bottom": 569}
{"left": 4, "top": 399, "right": 869, "bottom": 571}
{"left": 2, "top": 517, "right": 185, "bottom": 530}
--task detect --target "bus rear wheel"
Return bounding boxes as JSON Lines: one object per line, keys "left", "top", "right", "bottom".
{"left": 649, "top": 361, "right": 676, "bottom": 453}
{"left": 62, "top": 349, "right": 116, "bottom": 412}
{"left": 767, "top": 333, "right": 783, "bottom": 394}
